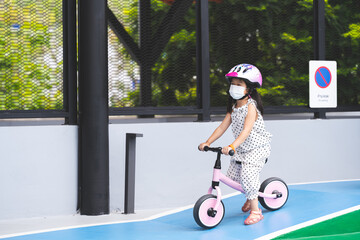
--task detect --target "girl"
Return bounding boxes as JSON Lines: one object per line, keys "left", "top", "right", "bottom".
{"left": 198, "top": 64, "right": 272, "bottom": 225}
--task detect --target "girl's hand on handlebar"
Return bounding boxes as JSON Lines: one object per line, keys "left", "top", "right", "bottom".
{"left": 198, "top": 142, "right": 210, "bottom": 151}
{"left": 222, "top": 146, "right": 231, "bottom": 155}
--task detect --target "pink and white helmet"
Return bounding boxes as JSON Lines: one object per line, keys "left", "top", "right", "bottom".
{"left": 225, "top": 63, "right": 262, "bottom": 88}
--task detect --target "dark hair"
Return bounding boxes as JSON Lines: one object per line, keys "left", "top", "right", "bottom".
{"left": 249, "top": 88, "right": 264, "bottom": 115}
{"left": 226, "top": 95, "right": 237, "bottom": 114}
{"left": 226, "top": 83, "right": 264, "bottom": 115}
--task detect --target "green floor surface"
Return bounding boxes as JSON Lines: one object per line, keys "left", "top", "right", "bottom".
{"left": 273, "top": 210, "right": 360, "bottom": 240}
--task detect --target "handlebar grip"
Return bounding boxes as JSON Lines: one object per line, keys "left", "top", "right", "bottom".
{"left": 203, "top": 146, "right": 209, "bottom": 152}
{"left": 229, "top": 150, "right": 235, "bottom": 156}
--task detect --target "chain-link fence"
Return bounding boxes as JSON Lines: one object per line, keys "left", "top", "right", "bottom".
{"left": 325, "top": 0, "right": 360, "bottom": 106}
{"left": 108, "top": 0, "right": 197, "bottom": 108}
{"left": 108, "top": 0, "right": 359, "bottom": 111}
{"left": 208, "top": 1, "right": 313, "bottom": 107}
{"left": 0, "top": 0, "right": 63, "bottom": 111}
{"left": 1, "top": 0, "right": 359, "bottom": 116}
{"left": 108, "top": 0, "right": 140, "bottom": 108}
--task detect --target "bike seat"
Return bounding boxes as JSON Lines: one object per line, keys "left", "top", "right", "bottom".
{"left": 236, "top": 158, "right": 268, "bottom": 165}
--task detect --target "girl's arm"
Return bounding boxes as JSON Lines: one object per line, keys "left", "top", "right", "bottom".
{"left": 222, "top": 104, "right": 258, "bottom": 154}
{"left": 199, "top": 113, "right": 232, "bottom": 151}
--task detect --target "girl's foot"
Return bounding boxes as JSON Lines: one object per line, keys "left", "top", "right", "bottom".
{"left": 241, "top": 200, "right": 251, "bottom": 212}
{"left": 244, "top": 209, "right": 264, "bottom": 225}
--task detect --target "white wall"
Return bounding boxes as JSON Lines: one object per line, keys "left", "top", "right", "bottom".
{"left": 1, "top": 118, "right": 359, "bottom": 220}
{"left": 109, "top": 118, "right": 360, "bottom": 213}
{"left": 263, "top": 119, "right": 360, "bottom": 183}
{"left": 0, "top": 126, "right": 78, "bottom": 220}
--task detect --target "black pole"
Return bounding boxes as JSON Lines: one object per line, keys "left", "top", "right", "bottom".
{"left": 124, "top": 133, "right": 143, "bottom": 214}
{"left": 313, "top": 0, "right": 326, "bottom": 119}
{"left": 314, "top": 0, "right": 325, "bottom": 60}
{"left": 63, "top": 0, "right": 78, "bottom": 125}
{"left": 196, "top": 0, "right": 211, "bottom": 121}
{"left": 139, "top": 0, "right": 153, "bottom": 109}
{"left": 78, "top": 0, "right": 109, "bottom": 215}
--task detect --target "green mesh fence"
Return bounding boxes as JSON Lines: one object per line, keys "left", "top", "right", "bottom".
{"left": 107, "top": 0, "right": 360, "bottom": 109}
{"left": 107, "top": 0, "right": 197, "bottom": 108}
{"left": 1, "top": 0, "right": 359, "bottom": 113}
{"left": 108, "top": 0, "right": 140, "bottom": 107}
{"left": 0, "top": 0, "right": 63, "bottom": 111}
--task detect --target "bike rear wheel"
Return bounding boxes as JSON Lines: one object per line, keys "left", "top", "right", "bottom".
{"left": 193, "top": 194, "right": 225, "bottom": 229}
{"left": 259, "top": 177, "right": 289, "bottom": 211}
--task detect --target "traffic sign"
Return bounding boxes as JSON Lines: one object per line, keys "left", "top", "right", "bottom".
{"left": 315, "top": 66, "right": 331, "bottom": 88}
{"left": 309, "top": 61, "right": 337, "bottom": 108}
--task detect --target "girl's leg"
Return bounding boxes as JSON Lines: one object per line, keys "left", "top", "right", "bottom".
{"left": 243, "top": 198, "right": 261, "bottom": 214}
{"left": 227, "top": 160, "right": 252, "bottom": 212}
{"left": 249, "top": 198, "right": 260, "bottom": 211}
{"left": 240, "top": 160, "right": 265, "bottom": 225}
{"left": 242, "top": 199, "right": 251, "bottom": 212}
{"left": 240, "top": 161, "right": 263, "bottom": 202}
{"left": 226, "top": 159, "right": 242, "bottom": 183}
{"left": 244, "top": 177, "right": 264, "bottom": 225}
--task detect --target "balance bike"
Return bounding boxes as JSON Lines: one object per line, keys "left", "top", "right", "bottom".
{"left": 193, "top": 146, "right": 289, "bottom": 228}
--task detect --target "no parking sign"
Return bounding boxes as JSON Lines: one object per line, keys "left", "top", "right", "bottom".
{"left": 309, "top": 60, "right": 337, "bottom": 108}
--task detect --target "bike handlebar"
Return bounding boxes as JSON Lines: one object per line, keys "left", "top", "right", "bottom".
{"left": 203, "top": 146, "right": 235, "bottom": 156}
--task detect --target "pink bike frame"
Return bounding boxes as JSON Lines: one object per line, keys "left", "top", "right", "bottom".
{"left": 208, "top": 168, "right": 278, "bottom": 211}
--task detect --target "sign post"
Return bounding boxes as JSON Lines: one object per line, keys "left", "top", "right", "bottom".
{"left": 309, "top": 60, "right": 337, "bottom": 109}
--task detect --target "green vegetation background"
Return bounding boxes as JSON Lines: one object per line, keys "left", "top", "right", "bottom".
{"left": 1, "top": 0, "right": 359, "bottom": 110}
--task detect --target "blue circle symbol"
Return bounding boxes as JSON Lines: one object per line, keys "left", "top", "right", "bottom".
{"left": 315, "top": 67, "right": 332, "bottom": 88}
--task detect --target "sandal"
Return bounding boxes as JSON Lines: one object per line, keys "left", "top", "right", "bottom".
{"left": 244, "top": 209, "right": 264, "bottom": 225}
{"left": 241, "top": 200, "right": 251, "bottom": 212}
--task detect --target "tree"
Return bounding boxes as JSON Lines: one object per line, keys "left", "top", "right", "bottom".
{"left": 109, "top": 0, "right": 360, "bottom": 108}
{"left": 0, "top": 0, "right": 63, "bottom": 110}
{"left": 1, "top": 0, "right": 358, "bottom": 110}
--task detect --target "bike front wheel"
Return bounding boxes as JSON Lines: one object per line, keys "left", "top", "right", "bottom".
{"left": 193, "top": 194, "right": 225, "bottom": 229}
{"left": 259, "top": 177, "right": 289, "bottom": 211}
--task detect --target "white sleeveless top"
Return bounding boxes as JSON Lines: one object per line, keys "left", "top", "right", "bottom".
{"left": 231, "top": 98, "right": 272, "bottom": 154}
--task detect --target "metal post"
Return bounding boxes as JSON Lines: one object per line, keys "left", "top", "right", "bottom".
{"left": 124, "top": 133, "right": 143, "bottom": 214}
{"left": 78, "top": 0, "right": 109, "bottom": 215}
{"left": 63, "top": 0, "right": 77, "bottom": 125}
{"left": 196, "top": 0, "right": 211, "bottom": 121}
{"left": 313, "top": 0, "right": 326, "bottom": 119}
{"left": 139, "top": 0, "right": 153, "bottom": 109}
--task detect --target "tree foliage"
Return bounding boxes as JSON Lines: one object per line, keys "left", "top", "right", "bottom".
{"left": 1, "top": 0, "right": 359, "bottom": 110}
{"left": 111, "top": 0, "right": 360, "bottom": 107}
{"left": 0, "top": 0, "right": 63, "bottom": 110}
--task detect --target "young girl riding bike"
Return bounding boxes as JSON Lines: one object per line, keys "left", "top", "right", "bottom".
{"left": 198, "top": 64, "right": 272, "bottom": 225}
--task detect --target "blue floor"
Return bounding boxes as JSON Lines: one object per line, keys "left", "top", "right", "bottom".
{"left": 3, "top": 180, "right": 360, "bottom": 240}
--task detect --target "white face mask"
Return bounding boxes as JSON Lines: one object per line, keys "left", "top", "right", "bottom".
{"left": 229, "top": 85, "right": 246, "bottom": 100}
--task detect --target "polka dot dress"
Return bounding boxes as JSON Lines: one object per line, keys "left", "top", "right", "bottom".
{"left": 226, "top": 98, "right": 272, "bottom": 200}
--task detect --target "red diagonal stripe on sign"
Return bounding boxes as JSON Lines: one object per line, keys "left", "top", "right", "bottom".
{"left": 318, "top": 69, "right": 328, "bottom": 85}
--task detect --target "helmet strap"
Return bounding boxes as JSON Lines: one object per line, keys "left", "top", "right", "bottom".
{"left": 248, "top": 87, "right": 254, "bottom": 97}
{"left": 236, "top": 94, "right": 250, "bottom": 100}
